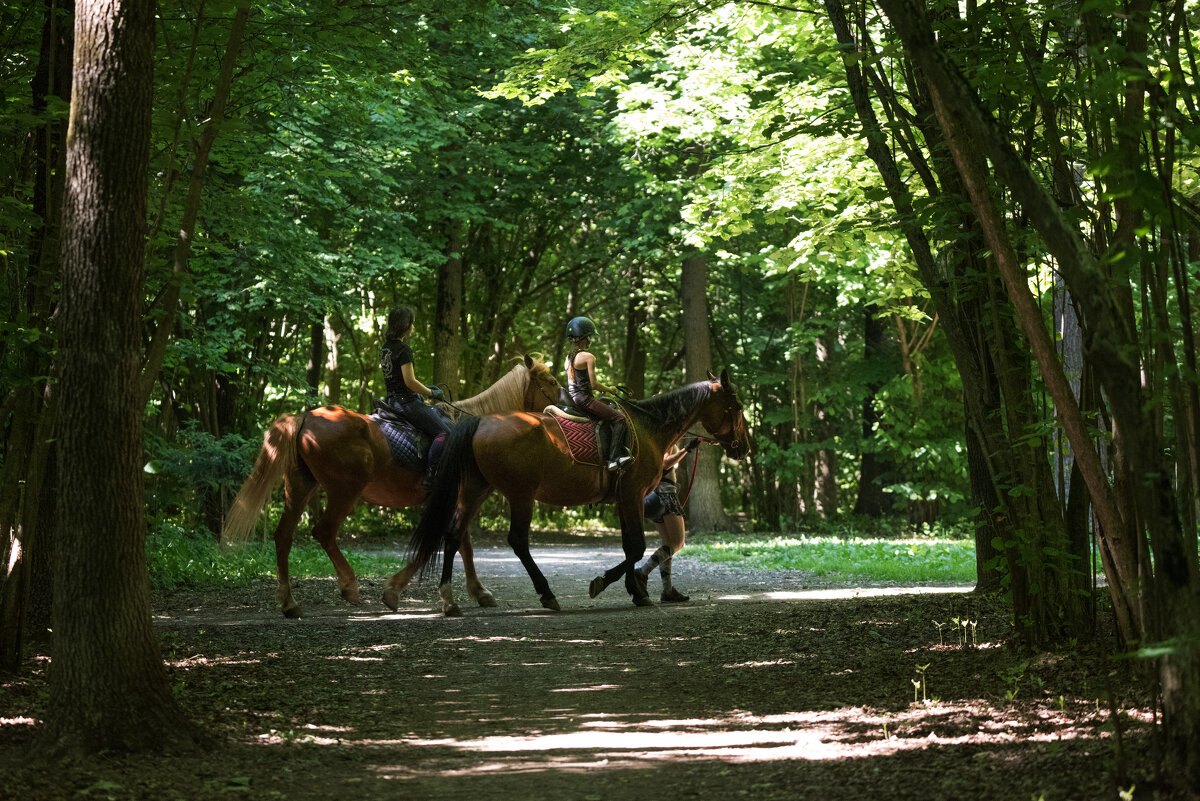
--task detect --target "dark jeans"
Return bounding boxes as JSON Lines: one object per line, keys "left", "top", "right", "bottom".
{"left": 396, "top": 396, "right": 450, "bottom": 438}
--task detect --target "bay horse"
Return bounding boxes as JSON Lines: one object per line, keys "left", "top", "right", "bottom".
{"left": 390, "top": 370, "right": 750, "bottom": 616}
{"left": 221, "top": 355, "right": 561, "bottom": 617}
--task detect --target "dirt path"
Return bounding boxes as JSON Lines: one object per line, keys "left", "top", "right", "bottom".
{"left": 1, "top": 540, "right": 1151, "bottom": 800}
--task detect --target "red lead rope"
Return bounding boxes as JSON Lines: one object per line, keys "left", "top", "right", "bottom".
{"left": 680, "top": 440, "right": 707, "bottom": 508}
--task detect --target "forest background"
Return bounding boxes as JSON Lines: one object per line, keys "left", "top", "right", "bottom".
{"left": 2, "top": 0, "right": 1199, "bottom": 793}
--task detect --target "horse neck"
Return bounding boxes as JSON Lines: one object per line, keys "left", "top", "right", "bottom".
{"left": 456, "top": 366, "right": 527, "bottom": 415}
{"left": 633, "top": 383, "right": 713, "bottom": 450}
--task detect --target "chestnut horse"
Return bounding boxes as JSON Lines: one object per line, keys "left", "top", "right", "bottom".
{"left": 390, "top": 370, "right": 750, "bottom": 616}
{"left": 221, "top": 355, "right": 560, "bottom": 617}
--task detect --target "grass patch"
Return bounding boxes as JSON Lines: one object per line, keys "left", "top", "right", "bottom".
{"left": 686, "top": 534, "right": 976, "bottom": 583}
{"left": 147, "top": 527, "right": 402, "bottom": 592}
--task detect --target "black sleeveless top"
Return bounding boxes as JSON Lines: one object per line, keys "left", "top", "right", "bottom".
{"left": 381, "top": 340, "right": 417, "bottom": 401}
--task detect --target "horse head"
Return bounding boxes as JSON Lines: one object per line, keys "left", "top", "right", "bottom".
{"left": 700, "top": 369, "right": 751, "bottom": 460}
{"left": 522, "top": 353, "right": 562, "bottom": 412}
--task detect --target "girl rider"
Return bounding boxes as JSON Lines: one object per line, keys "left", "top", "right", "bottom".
{"left": 564, "top": 316, "right": 631, "bottom": 471}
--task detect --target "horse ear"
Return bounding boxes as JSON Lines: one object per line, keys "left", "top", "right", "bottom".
{"left": 720, "top": 369, "right": 731, "bottom": 389}
{"left": 524, "top": 354, "right": 534, "bottom": 370}
{"left": 707, "top": 369, "right": 716, "bottom": 381}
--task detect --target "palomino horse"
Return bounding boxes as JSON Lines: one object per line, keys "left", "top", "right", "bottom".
{"left": 391, "top": 370, "right": 750, "bottom": 616}
{"left": 221, "top": 355, "right": 560, "bottom": 617}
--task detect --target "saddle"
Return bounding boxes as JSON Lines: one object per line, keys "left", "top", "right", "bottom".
{"left": 370, "top": 398, "right": 437, "bottom": 468}
{"left": 543, "top": 388, "right": 631, "bottom": 467}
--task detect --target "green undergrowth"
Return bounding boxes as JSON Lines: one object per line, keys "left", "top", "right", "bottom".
{"left": 147, "top": 527, "right": 401, "bottom": 593}
{"left": 686, "top": 534, "right": 976, "bottom": 583}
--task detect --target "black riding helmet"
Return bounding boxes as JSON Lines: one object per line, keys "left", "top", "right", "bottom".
{"left": 565, "top": 316, "right": 598, "bottom": 340}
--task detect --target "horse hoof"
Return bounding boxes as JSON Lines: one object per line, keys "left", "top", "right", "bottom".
{"left": 341, "top": 588, "right": 360, "bottom": 605}
{"left": 588, "top": 576, "right": 606, "bottom": 598}
{"left": 661, "top": 588, "right": 690, "bottom": 603}
{"left": 632, "top": 594, "right": 654, "bottom": 608}
{"left": 477, "top": 591, "right": 498, "bottom": 608}
{"left": 381, "top": 589, "right": 400, "bottom": 612}
{"left": 282, "top": 605, "right": 302, "bottom": 619}
{"left": 443, "top": 603, "right": 463, "bottom": 618}
{"left": 541, "top": 595, "right": 561, "bottom": 611}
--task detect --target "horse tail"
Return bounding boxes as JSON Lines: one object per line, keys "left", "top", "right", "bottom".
{"left": 406, "top": 415, "right": 482, "bottom": 577}
{"left": 221, "top": 413, "right": 302, "bottom": 545}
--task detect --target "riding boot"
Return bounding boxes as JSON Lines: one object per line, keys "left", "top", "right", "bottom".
{"left": 606, "top": 420, "right": 631, "bottom": 470}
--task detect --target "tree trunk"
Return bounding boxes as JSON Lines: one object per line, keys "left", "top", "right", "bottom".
{"left": 433, "top": 218, "right": 464, "bottom": 395}
{"left": 623, "top": 263, "right": 647, "bottom": 399}
{"left": 681, "top": 249, "right": 730, "bottom": 532}
{"left": 46, "top": 0, "right": 197, "bottom": 756}
{"left": 306, "top": 317, "right": 325, "bottom": 403}
{"left": 853, "top": 305, "right": 897, "bottom": 517}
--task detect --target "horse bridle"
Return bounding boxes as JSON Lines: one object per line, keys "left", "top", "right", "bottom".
{"left": 687, "top": 384, "right": 747, "bottom": 457}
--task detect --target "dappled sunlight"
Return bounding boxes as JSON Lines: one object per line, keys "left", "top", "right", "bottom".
{"left": 1, "top": 716, "right": 37, "bottom": 727}
{"left": 350, "top": 701, "right": 1123, "bottom": 779}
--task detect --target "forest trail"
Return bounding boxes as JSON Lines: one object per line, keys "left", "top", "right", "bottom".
{"left": 2, "top": 541, "right": 1147, "bottom": 800}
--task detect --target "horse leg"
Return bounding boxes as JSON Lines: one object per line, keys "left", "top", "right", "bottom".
{"left": 436, "top": 517, "right": 467, "bottom": 617}
{"left": 273, "top": 471, "right": 317, "bottom": 618}
{"left": 310, "top": 490, "right": 361, "bottom": 606}
{"left": 506, "top": 499, "right": 558, "bottom": 611}
{"left": 617, "top": 496, "right": 651, "bottom": 606}
{"left": 381, "top": 559, "right": 419, "bottom": 612}
{"left": 458, "top": 530, "right": 497, "bottom": 608}
{"left": 588, "top": 559, "right": 629, "bottom": 598}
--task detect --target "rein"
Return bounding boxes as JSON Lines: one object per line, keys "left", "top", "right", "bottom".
{"left": 681, "top": 441, "right": 704, "bottom": 508}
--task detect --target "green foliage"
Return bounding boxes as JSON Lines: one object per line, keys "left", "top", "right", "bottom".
{"left": 145, "top": 422, "right": 256, "bottom": 534}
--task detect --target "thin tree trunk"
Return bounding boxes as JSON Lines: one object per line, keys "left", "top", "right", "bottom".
{"left": 1, "top": 0, "right": 73, "bottom": 673}
{"left": 139, "top": 1, "right": 250, "bottom": 407}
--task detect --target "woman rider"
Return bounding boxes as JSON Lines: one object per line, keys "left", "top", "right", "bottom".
{"left": 380, "top": 305, "right": 449, "bottom": 481}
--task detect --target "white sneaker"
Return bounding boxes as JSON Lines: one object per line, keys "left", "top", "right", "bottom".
{"left": 607, "top": 455, "right": 633, "bottom": 470}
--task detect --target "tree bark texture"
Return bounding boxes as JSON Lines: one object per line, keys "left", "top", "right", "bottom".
{"left": 853, "top": 305, "right": 897, "bottom": 517}
{"left": 681, "top": 250, "right": 731, "bottom": 532}
{"left": 433, "top": 218, "right": 464, "bottom": 395}
{"left": 47, "top": 0, "right": 196, "bottom": 756}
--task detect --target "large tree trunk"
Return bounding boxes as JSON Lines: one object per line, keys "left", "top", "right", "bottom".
{"left": 681, "top": 249, "right": 730, "bottom": 532}
{"left": 46, "top": 0, "right": 197, "bottom": 756}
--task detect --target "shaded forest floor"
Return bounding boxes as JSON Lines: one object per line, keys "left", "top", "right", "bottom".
{"left": 1, "top": 532, "right": 1157, "bottom": 800}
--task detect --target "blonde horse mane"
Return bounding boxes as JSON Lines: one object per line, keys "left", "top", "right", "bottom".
{"left": 445, "top": 356, "right": 553, "bottom": 418}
